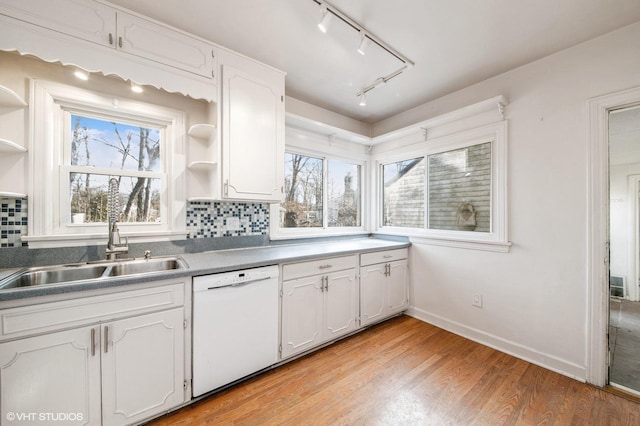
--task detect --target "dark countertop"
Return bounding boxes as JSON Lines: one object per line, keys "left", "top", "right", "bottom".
{"left": 0, "top": 237, "right": 409, "bottom": 303}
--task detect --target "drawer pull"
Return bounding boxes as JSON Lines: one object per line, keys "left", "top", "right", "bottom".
{"left": 383, "top": 255, "right": 393, "bottom": 258}
{"left": 319, "top": 264, "right": 332, "bottom": 269}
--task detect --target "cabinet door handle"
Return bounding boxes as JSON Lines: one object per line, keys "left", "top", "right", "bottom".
{"left": 325, "top": 276, "right": 329, "bottom": 292}
{"left": 108, "top": 33, "right": 114, "bottom": 45}
{"left": 104, "top": 325, "right": 109, "bottom": 353}
{"left": 91, "top": 328, "right": 96, "bottom": 357}
{"left": 118, "top": 36, "right": 123, "bottom": 48}
{"left": 320, "top": 277, "right": 324, "bottom": 292}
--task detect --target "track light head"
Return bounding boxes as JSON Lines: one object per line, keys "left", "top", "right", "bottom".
{"left": 359, "top": 93, "right": 366, "bottom": 106}
{"left": 357, "top": 33, "right": 371, "bottom": 55}
{"left": 318, "top": 8, "right": 332, "bottom": 33}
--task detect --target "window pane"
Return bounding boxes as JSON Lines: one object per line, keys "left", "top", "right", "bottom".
{"left": 428, "top": 142, "right": 491, "bottom": 232}
{"left": 328, "top": 160, "right": 360, "bottom": 227}
{"left": 71, "top": 115, "right": 161, "bottom": 172}
{"left": 70, "top": 173, "right": 161, "bottom": 224}
{"left": 383, "top": 158, "right": 425, "bottom": 227}
{"left": 281, "top": 153, "right": 323, "bottom": 228}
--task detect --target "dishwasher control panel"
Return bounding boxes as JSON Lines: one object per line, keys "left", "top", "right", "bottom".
{"left": 193, "top": 265, "right": 279, "bottom": 291}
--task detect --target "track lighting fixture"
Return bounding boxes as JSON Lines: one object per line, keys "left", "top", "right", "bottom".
{"left": 311, "top": 0, "right": 414, "bottom": 106}
{"left": 357, "top": 33, "right": 371, "bottom": 55}
{"left": 359, "top": 93, "right": 366, "bottom": 106}
{"left": 318, "top": 7, "right": 332, "bottom": 33}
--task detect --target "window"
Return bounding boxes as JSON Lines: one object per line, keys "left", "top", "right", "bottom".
{"left": 378, "top": 122, "right": 507, "bottom": 251}
{"left": 280, "top": 151, "right": 362, "bottom": 231}
{"left": 27, "top": 80, "right": 186, "bottom": 248}
{"left": 67, "top": 114, "right": 163, "bottom": 225}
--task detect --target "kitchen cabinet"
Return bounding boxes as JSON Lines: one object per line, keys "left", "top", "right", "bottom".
{"left": 219, "top": 52, "right": 285, "bottom": 202}
{"left": 0, "top": 85, "right": 27, "bottom": 198}
{"left": 0, "top": 0, "right": 215, "bottom": 80}
{"left": 281, "top": 255, "right": 358, "bottom": 359}
{"left": 0, "top": 280, "right": 186, "bottom": 425}
{"left": 360, "top": 249, "right": 409, "bottom": 327}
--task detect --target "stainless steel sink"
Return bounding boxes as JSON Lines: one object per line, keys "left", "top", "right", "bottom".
{"left": 0, "top": 257, "right": 186, "bottom": 290}
{"left": 106, "top": 258, "right": 186, "bottom": 277}
{"left": 0, "top": 264, "right": 108, "bottom": 289}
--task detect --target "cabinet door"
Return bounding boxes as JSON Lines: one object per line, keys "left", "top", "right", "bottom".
{"left": 387, "top": 260, "right": 409, "bottom": 314}
{"left": 102, "top": 308, "right": 184, "bottom": 426}
{"left": 360, "top": 264, "right": 387, "bottom": 327}
{"left": 0, "top": 0, "right": 115, "bottom": 47}
{"left": 281, "top": 276, "right": 323, "bottom": 358}
{"left": 221, "top": 65, "right": 284, "bottom": 201}
{"left": 324, "top": 269, "right": 358, "bottom": 340}
{"left": 0, "top": 326, "right": 101, "bottom": 425}
{"left": 117, "top": 12, "right": 214, "bottom": 78}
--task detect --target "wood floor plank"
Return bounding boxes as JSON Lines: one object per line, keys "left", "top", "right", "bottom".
{"left": 147, "top": 316, "right": 640, "bottom": 426}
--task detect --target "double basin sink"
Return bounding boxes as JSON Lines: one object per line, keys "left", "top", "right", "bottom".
{"left": 0, "top": 257, "right": 186, "bottom": 290}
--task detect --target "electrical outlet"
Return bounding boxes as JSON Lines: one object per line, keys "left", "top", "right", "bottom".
{"left": 472, "top": 294, "right": 483, "bottom": 308}
{"left": 226, "top": 217, "right": 240, "bottom": 230}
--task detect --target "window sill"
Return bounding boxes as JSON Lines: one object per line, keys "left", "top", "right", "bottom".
{"left": 377, "top": 230, "right": 511, "bottom": 253}
{"left": 22, "top": 231, "right": 188, "bottom": 249}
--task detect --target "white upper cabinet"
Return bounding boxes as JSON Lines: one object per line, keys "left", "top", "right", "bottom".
{"left": 219, "top": 52, "right": 285, "bottom": 202}
{"left": 0, "top": 0, "right": 115, "bottom": 47}
{"left": 116, "top": 12, "right": 214, "bottom": 79}
{"left": 0, "top": 0, "right": 217, "bottom": 100}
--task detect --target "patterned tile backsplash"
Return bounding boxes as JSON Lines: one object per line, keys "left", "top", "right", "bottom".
{"left": 1, "top": 197, "right": 28, "bottom": 248}
{"left": 0, "top": 198, "right": 268, "bottom": 248}
{"left": 186, "top": 201, "right": 270, "bottom": 239}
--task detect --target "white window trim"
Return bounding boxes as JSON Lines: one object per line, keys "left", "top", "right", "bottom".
{"left": 270, "top": 127, "right": 368, "bottom": 240}
{"left": 24, "top": 80, "right": 186, "bottom": 248}
{"left": 374, "top": 121, "right": 510, "bottom": 252}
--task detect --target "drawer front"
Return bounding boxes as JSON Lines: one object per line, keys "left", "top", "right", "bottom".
{"left": 0, "top": 280, "right": 185, "bottom": 341}
{"left": 360, "top": 248, "right": 408, "bottom": 266}
{"left": 282, "top": 255, "right": 357, "bottom": 281}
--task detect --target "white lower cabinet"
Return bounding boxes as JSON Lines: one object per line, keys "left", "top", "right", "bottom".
{"left": 0, "top": 281, "right": 186, "bottom": 426}
{"left": 360, "top": 249, "right": 409, "bottom": 327}
{"left": 102, "top": 308, "right": 185, "bottom": 425}
{"left": 281, "top": 255, "right": 358, "bottom": 359}
{"left": 0, "top": 326, "right": 102, "bottom": 425}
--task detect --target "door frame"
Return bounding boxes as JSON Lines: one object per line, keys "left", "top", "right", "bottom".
{"left": 587, "top": 86, "right": 640, "bottom": 386}
{"left": 628, "top": 175, "right": 640, "bottom": 302}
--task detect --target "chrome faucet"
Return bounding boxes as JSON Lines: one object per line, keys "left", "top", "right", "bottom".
{"left": 106, "top": 177, "right": 128, "bottom": 260}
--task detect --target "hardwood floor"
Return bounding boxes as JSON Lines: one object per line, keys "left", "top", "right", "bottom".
{"left": 149, "top": 316, "right": 640, "bottom": 425}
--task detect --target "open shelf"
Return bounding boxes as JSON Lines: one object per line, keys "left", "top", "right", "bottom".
{"left": 187, "top": 124, "right": 216, "bottom": 140}
{"left": 0, "top": 138, "right": 27, "bottom": 153}
{"left": 0, "top": 85, "right": 27, "bottom": 108}
{"left": 188, "top": 161, "right": 217, "bottom": 171}
{"left": 0, "top": 191, "right": 27, "bottom": 198}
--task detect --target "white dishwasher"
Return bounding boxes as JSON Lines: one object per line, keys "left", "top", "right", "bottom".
{"left": 192, "top": 265, "right": 279, "bottom": 397}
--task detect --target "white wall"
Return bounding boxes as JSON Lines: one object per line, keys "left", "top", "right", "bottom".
{"left": 397, "top": 22, "right": 640, "bottom": 380}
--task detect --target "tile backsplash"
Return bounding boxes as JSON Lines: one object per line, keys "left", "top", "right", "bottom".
{"left": 186, "top": 201, "right": 269, "bottom": 239}
{"left": 0, "top": 198, "right": 269, "bottom": 248}
{"left": 1, "top": 197, "right": 28, "bottom": 248}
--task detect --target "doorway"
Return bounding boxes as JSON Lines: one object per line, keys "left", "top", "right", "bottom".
{"left": 609, "top": 105, "right": 640, "bottom": 394}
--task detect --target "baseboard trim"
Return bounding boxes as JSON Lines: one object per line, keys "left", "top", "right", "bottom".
{"left": 406, "top": 306, "right": 586, "bottom": 382}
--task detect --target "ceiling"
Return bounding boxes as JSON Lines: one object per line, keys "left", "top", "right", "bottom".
{"left": 108, "top": 0, "right": 640, "bottom": 125}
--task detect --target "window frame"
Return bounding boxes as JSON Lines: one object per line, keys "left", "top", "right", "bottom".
{"left": 375, "top": 121, "right": 509, "bottom": 252}
{"left": 25, "top": 80, "right": 186, "bottom": 248}
{"left": 270, "top": 143, "right": 367, "bottom": 240}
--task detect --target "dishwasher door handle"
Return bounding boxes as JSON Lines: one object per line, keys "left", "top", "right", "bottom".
{"left": 207, "top": 276, "right": 273, "bottom": 290}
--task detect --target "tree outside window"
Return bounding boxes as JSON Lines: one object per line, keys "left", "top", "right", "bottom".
{"left": 282, "top": 153, "right": 361, "bottom": 228}
{"left": 68, "top": 115, "right": 163, "bottom": 224}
